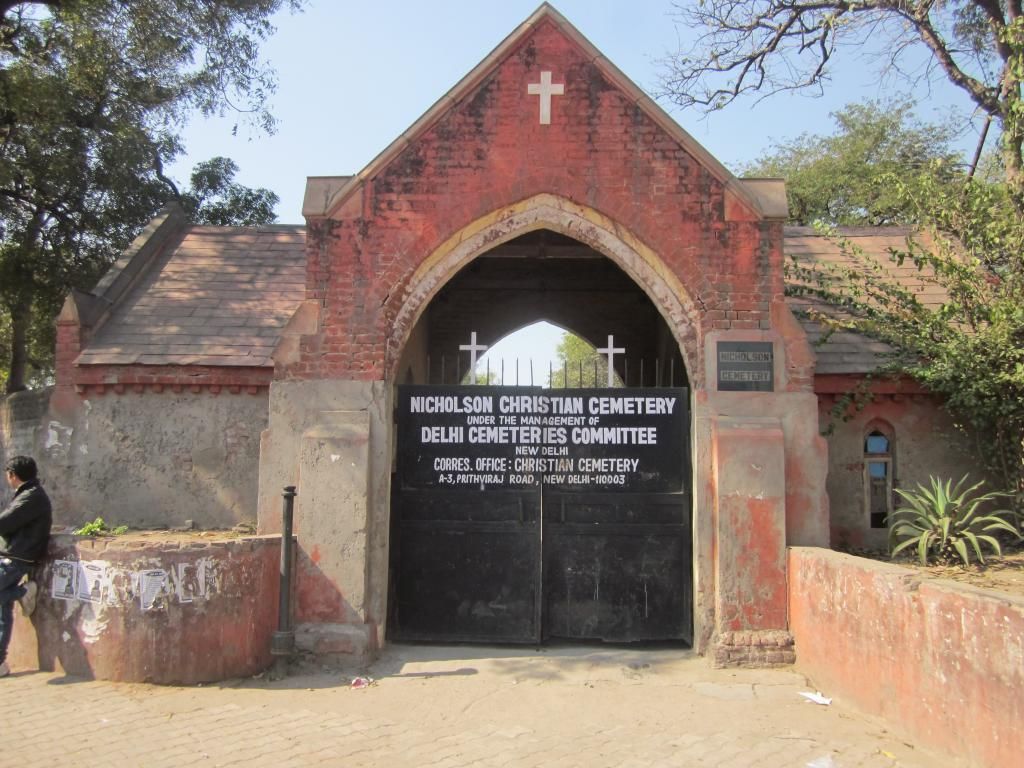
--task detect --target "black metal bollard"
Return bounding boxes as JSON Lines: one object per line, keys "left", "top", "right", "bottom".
{"left": 271, "top": 486, "right": 297, "bottom": 666}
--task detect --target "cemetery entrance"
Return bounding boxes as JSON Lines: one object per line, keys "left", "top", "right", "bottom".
{"left": 389, "top": 385, "right": 692, "bottom": 645}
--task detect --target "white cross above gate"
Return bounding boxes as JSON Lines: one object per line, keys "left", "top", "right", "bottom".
{"left": 596, "top": 334, "right": 625, "bottom": 387}
{"left": 459, "top": 331, "right": 488, "bottom": 377}
{"left": 527, "top": 71, "right": 564, "bottom": 125}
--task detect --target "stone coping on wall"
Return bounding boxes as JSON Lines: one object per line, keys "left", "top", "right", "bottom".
{"left": 53, "top": 530, "right": 280, "bottom": 549}
{"left": 788, "top": 546, "right": 1023, "bottom": 768}
{"left": 9, "top": 532, "right": 283, "bottom": 684}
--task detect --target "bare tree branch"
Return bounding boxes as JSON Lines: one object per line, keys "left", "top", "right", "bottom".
{"left": 660, "top": 0, "right": 1023, "bottom": 196}
{"left": 664, "top": 2, "right": 999, "bottom": 110}
{"left": 906, "top": 5, "right": 1000, "bottom": 113}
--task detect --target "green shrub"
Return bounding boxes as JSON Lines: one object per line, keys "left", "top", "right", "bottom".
{"left": 888, "top": 475, "right": 1019, "bottom": 566}
{"left": 74, "top": 517, "right": 128, "bottom": 536}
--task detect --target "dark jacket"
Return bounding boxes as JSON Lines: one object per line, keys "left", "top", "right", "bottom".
{"left": 0, "top": 479, "right": 53, "bottom": 563}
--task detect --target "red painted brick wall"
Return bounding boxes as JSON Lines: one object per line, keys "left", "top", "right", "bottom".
{"left": 789, "top": 547, "right": 1023, "bottom": 768}
{"left": 292, "top": 19, "right": 781, "bottom": 383}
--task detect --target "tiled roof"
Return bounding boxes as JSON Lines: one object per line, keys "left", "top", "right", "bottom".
{"left": 77, "top": 226, "right": 307, "bottom": 368}
{"left": 76, "top": 223, "right": 944, "bottom": 376}
{"left": 784, "top": 226, "right": 948, "bottom": 375}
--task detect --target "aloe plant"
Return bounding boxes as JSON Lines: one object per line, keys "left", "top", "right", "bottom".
{"left": 888, "top": 475, "right": 1018, "bottom": 566}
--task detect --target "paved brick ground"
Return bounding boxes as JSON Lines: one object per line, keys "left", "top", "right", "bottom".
{"left": 5, "top": 645, "right": 963, "bottom": 767}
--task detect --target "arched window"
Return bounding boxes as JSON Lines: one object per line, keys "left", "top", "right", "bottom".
{"left": 864, "top": 428, "right": 894, "bottom": 528}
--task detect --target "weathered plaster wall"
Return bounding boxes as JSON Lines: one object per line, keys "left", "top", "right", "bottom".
{"left": 1, "top": 388, "right": 267, "bottom": 529}
{"left": 0, "top": 388, "right": 50, "bottom": 474}
{"left": 257, "top": 379, "right": 390, "bottom": 656}
{"left": 821, "top": 395, "right": 985, "bottom": 550}
{"left": 9, "top": 534, "right": 281, "bottom": 684}
{"left": 789, "top": 547, "right": 1023, "bottom": 768}
{"left": 696, "top": 387, "right": 828, "bottom": 661}
{"left": 710, "top": 415, "right": 791, "bottom": 665}
{"left": 689, "top": 321, "right": 828, "bottom": 656}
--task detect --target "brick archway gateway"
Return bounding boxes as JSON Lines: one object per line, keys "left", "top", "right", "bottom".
{"left": 255, "top": 5, "right": 830, "bottom": 664}
{"left": 385, "top": 193, "right": 701, "bottom": 387}
{"left": 387, "top": 196, "right": 696, "bottom": 645}
{"left": 256, "top": 190, "right": 829, "bottom": 660}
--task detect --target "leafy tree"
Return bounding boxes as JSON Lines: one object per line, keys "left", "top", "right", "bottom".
{"left": 180, "top": 157, "right": 278, "bottom": 227}
{"left": 787, "top": 172, "right": 1024, "bottom": 503}
{"left": 744, "top": 100, "right": 965, "bottom": 225}
{"left": 661, "top": 1, "right": 1024, "bottom": 201}
{"left": 666, "top": 3, "right": 1024, "bottom": 507}
{"left": 0, "top": 0, "right": 300, "bottom": 393}
{"left": 548, "top": 333, "right": 623, "bottom": 388}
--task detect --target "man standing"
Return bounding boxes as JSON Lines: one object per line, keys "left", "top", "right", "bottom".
{"left": 0, "top": 455, "right": 52, "bottom": 677}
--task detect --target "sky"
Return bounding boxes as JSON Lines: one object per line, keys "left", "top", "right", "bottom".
{"left": 166, "top": 1, "right": 987, "bottom": 380}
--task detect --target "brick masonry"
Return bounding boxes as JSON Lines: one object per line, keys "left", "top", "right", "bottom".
{"left": 288, "top": 19, "right": 784, "bottom": 385}
{"left": 712, "top": 630, "right": 796, "bottom": 668}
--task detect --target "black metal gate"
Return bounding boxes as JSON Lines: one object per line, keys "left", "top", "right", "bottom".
{"left": 388, "top": 386, "right": 691, "bottom": 644}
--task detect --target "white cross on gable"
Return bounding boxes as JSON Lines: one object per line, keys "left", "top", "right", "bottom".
{"left": 596, "top": 335, "right": 625, "bottom": 387}
{"left": 459, "top": 331, "right": 488, "bottom": 375}
{"left": 527, "top": 71, "right": 564, "bottom": 125}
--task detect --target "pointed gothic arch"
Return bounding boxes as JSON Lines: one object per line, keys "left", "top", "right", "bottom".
{"left": 386, "top": 193, "right": 703, "bottom": 388}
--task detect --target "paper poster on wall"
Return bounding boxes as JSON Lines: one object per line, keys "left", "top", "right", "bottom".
{"left": 137, "top": 569, "right": 168, "bottom": 610}
{"left": 51, "top": 560, "right": 77, "bottom": 600}
{"left": 175, "top": 561, "right": 210, "bottom": 603}
{"left": 76, "top": 561, "right": 108, "bottom": 603}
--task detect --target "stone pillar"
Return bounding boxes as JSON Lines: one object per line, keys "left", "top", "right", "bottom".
{"left": 711, "top": 416, "right": 796, "bottom": 666}
{"left": 294, "top": 412, "right": 374, "bottom": 655}
{"left": 257, "top": 379, "right": 391, "bottom": 658}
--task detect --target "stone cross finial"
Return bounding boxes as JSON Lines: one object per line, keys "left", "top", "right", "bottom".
{"left": 527, "top": 71, "right": 564, "bottom": 125}
{"left": 459, "top": 331, "right": 488, "bottom": 376}
{"left": 596, "top": 335, "right": 625, "bottom": 387}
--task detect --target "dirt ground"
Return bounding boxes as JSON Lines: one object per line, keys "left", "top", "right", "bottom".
{"left": 849, "top": 545, "right": 1024, "bottom": 598}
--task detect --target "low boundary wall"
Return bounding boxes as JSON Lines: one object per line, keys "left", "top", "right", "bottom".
{"left": 9, "top": 533, "right": 282, "bottom": 684}
{"left": 789, "top": 547, "right": 1023, "bottom": 768}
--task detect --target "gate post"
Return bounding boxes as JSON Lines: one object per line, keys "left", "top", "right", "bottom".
{"left": 711, "top": 416, "right": 795, "bottom": 666}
